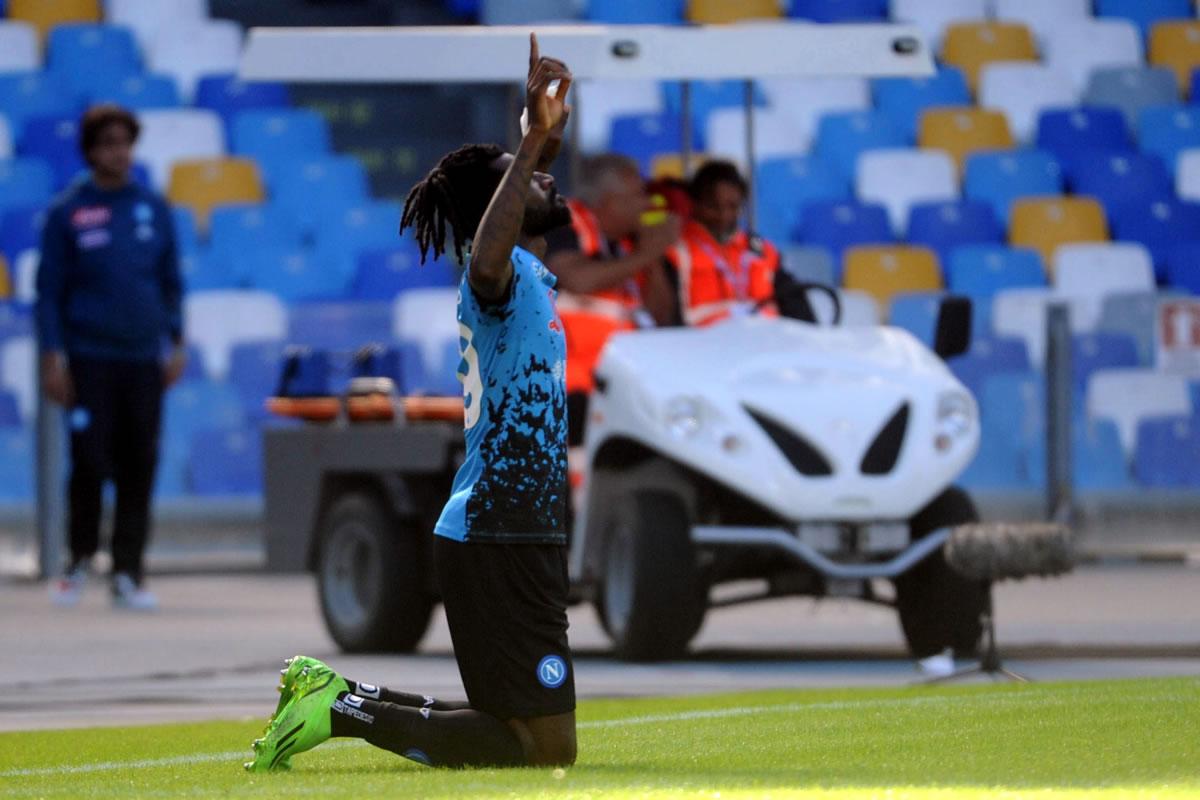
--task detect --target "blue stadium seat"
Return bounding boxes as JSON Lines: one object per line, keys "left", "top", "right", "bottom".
{"left": 180, "top": 343, "right": 208, "bottom": 382}
{"left": 906, "top": 200, "right": 1002, "bottom": 262}
{"left": 754, "top": 156, "right": 850, "bottom": 245}
{"left": 314, "top": 201, "right": 404, "bottom": 279}
{"left": 1137, "top": 105, "right": 1200, "bottom": 171}
{"left": 888, "top": 291, "right": 943, "bottom": 348}
{"left": 270, "top": 156, "right": 370, "bottom": 238}
{"left": 1035, "top": 108, "right": 1131, "bottom": 167}
{"left": 872, "top": 67, "right": 970, "bottom": 141}
{"left": 0, "top": 427, "right": 33, "bottom": 500}
{"left": 353, "top": 244, "right": 459, "bottom": 300}
{"left": 171, "top": 207, "right": 200, "bottom": 258}
{"left": 586, "top": 0, "right": 684, "bottom": 22}
{"left": 1134, "top": 415, "right": 1200, "bottom": 487}
{"left": 0, "top": 72, "right": 80, "bottom": 139}
{"left": 1096, "top": 0, "right": 1192, "bottom": 38}
{"left": 796, "top": 200, "right": 892, "bottom": 259}
{"left": 230, "top": 109, "right": 331, "bottom": 177}
{"left": 195, "top": 74, "right": 290, "bottom": 129}
{"left": 1192, "top": 381, "right": 1200, "bottom": 413}
{"left": 662, "top": 80, "right": 766, "bottom": 144}
{"left": 948, "top": 336, "right": 1032, "bottom": 397}
{"left": 16, "top": 114, "right": 84, "bottom": 189}
{"left": 189, "top": 427, "right": 262, "bottom": 496}
{"left": 791, "top": 0, "right": 886, "bottom": 20}
{"left": 1025, "top": 417, "right": 1134, "bottom": 491}
{"left": 946, "top": 245, "right": 1045, "bottom": 297}
{"left": 46, "top": 24, "right": 141, "bottom": 96}
{"left": 1065, "top": 151, "right": 1174, "bottom": 216}
{"left": 1110, "top": 197, "right": 1200, "bottom": 280}
{"left": 0, "top": 389, "right": 20, "bottom": 427}
{"left": 960, "top": 370, "right": 1048, "bottom": 489}
{"left": 963, "top": 150, "right": 1063, "bottom": 225}
{"left": 0, "top": 158, "right": 54, "bottom": 217}
{"left": 87, "top": 73, "right": 180, "bottom": 110}
{"left": 1164, "top": 242, "right": 1200, "bottom": 294}
{"left": 0, "top": 206, "right": 44, "bottom": 265}
{"left": 227, "top": 340, "right": 287, "bottom": 419}
{"left": 288, "top": 301, "right": 394, "bottom": 351}
{"left": 154, "top": 434, "right": 190, "bottom": 499}
{"left": 181, "top": 250, "right": 240, "bottom": 292}
{"left": 162, "top": 379, "right": 245, "bottom": 450}
{"left": 275, "top": 347, "right": 333, "bottom": 397}
{"left": 812, "top": 111, "right": 905, "bottom": 179}
{"left": 609, "top": 112, "right": 688, "bottom": 174}
{"left": 0, "top": 302, "right": 31, "bottom": 343}
{"left": 242, "top": 245, "right": 347, "bottom": 302}
{"left": 209, "top": 203, "right": 306, "bottom": 284}
{"left": 1072, "top": 332, "right": 1140, "bottom": 389}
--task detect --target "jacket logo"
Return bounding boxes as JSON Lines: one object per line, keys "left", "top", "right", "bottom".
{"left": 71, "top": 206, "right": 111, "bottom": 229}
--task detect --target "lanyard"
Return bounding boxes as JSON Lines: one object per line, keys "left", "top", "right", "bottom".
{"left": 698, "top": 241, "right": 757, "bottom": 302}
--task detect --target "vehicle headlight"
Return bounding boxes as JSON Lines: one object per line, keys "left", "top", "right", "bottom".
{"left": 935, "top": 391, "right": 974, "bottom": 451}
{"left": 664, "top": 396, "right": 703, "bottom": 439}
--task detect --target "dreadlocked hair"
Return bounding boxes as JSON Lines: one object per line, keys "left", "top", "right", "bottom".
{"left": 400, "top": 143, "right": 506, "bottom": 264}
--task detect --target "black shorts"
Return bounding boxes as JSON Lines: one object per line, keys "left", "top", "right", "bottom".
{"left": 433, "top": 535, "right": 576, "bottom": 721}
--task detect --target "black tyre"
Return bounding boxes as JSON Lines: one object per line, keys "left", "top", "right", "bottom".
{"left": 893, "top": 487, "right": 990, "bottom": 659}
{"left": 317, "top": 491, "right": 434, "bottom": 653}
{"left": 596, "top": 491, "right": 706, "bottom": 661}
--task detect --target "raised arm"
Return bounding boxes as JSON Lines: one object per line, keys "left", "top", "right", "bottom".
{"left": 469, "top": 33, "right": 571, "bottom": 302}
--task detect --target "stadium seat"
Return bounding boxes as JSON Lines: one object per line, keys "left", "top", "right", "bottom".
{"left": 243, "top": 246, "right": 346, "bottom": 303}
{"left": 189, "top": 428, "right": 262, "bottom": 496}
{"left": 796, "top": 200, "right": 893, "bottom": 258}
{"left": 990, "top": 0, "right": 1090, "bottom": 48}
{"left": 1163, "top": 242, "right": 1200, "bottom": 294}
{"left": 0, "top": 335, "right": 33, "bottom": 421}
{"left": 872, "top": 67, "right": 970, "bottom": 142}
{"left": 1096, "top": 0, "right": 1192, "bottom": 39}
{"left": 854, "top": 149, "right": 957, "bottom": 236}
{"left": 754, "top": 156, "right": 851, "bottom": 247}
{"left": 0, "top": 206, "right": 44, "bottom": 266}
{"left": 230, "top": 108, "right": 330, "bottom": 180}
{"left": 154, "top": 433, "right": 190, "bottom": 499}
{"left": 479, "top": 0, "right": 579, "bottom": 24}
{"left": 648, "top": 153, "right": 690, "bottom": 180}
{"left": 0, "top": 117, "right": 10, "bottom": 162}
{"left": 1109, "top": 197, "right": 1200, "bottom": 279}
{"left": 1134, "top": 415, "right": 1200, "bottom": 486}
{"left": 1087, "top": 368, "right": 1193, "bottom": 456}
{"left": 270, "top": 155, "right": 370, "bottom": 238}
{"left": 8, "top": 0, "right": 99, "bottom": 40}
{"left": 208, "top": 203, "right": 305, "bottom": 284}
{"left": 353, "top": 245, "right": 459, "bottom": 301}
{"left": 15, "top": 115, "right": 84, "bottom": 190}
{"left": 171, "top": 206, "right": 199, "bottom": 259}
{"left": 978, "top": 64, "right": 1076, "bottom": 144}
{"left": 759, "top": 77, "right": 872, "bottom": 148}
{"left": 992, "top": 288, "right": 1092, "bottom": 367}
{"left": 1035, "top": 108, "right": 1132, "bottom": 171}
{"left": 0, "top": 72, "right": 81, "bottom": 141}
{"left": 1008, "top": 197, "right": 1109, "bottom": 269}
{"left": 1176, "top": 148, "right": 1200, "bottom": 202}
{"left": 946, "top": 244, "right": 1045, "bottom": 297}
{"left": 134, "top": 109, "right": 226, "bottom": 191}
{"left": 287, "top": 301, "right": 394, "bottom": 351}
{"left": 1138, "top": 105, "right": 1200, "bottom": 171}
{"left": 813, "top": 111, "right": 906, "bottom": 179}
{"left": 778, "top": 245, "right": 837, "bottom": 286}
{"left": 0, "top": 255, "right": 10, "bottom": 299}
{"left": 704, "top": 107, "right": 805, "bottom": 165}
{"left": 687, "top": 0, "right": 781, "bottom": 24}
{"left": 46, "top": 24, "right": 141, "bottom": 96}
{"left": 393, "top": 287, "right": 459, "bottom": 393}
{"left": 609, "top": 112, "right": 690, "bottom": 175}
{"left": 906, "top": 200, "right": 1001, "bottom": 262}
{"left": 1043, "top": 19, "right": 1144, "bottom": 96}
{"left": 163, "top": 378, "right": 245, "bottom": 449}
{"left": 819, "top": 289, "right": 880, "bottom": 327}
{"left": 791, "top": 0, "right": 885, "bottom": 21}
{"left": 1083, "top": 67, "right": 1179, "bottom": 131}
{"left": 1149, "top": 21, "right": 1200, "bottom": 98}
{"left": 841, "top": 245, "right": 942, "bottom": 308}
{"left": 0, "top": 302, "right": 32, "bottom": 344}
{"left": 166, "top": 158, "right": 265, "bottom": 230}
{"left": 87, "top": 73, "right": 180, "bottom": 110}
{"left": 662, "top": 80, "right": 768, "bottom": 144}
{"left": 181, "top": 250, "right": 239, "bottom": 292}
{"left": 576, "top": 80, "right": 662, "bottom": 153}
{"left": 918, "top": 108, "right": 1014, "bottom": 172}
{"left": 1066, "top": 152, "right": 1174, "bottom": 216}
{"left": 0, "top": 427, "right": 33, "bottom": 500}
{"left": 0, "top": 159, "right": 54, "bottom": 219}
{"left": 0, "top": 388, "right": 21, "bottom": 427}
{"left": 1097, "top": 291, "right": 1183, "bottom": 365}
{"left": 888, "top": 291, "right": 944, "bottom": 348}
{"left": 194, "top": 74, "right": 290, "bottom": 133}
{"left": 106, "top": 0, "right": 208, "bottom": 55}
{"left": 963, "top": 150, "right": 1062, "bottom": 225}
{"left": 184, "top": 290, "right": 287, "bottom": 380}
{"left": 1072, "top": 332, "right": 1141, "bottom": 389}
{"left": 313, "top": 200, "right": 405, "bottom": 278}
{"left": 1053, "top": 243, "right": 1157, "bottom": 330}
{"left": 889, "top": 0, "right": 987, "bottom": 51}
{"left": 227, "top": 340, "right": 287, "bottom": 419}
{"left": 941, "top": 22, "right": 1038, "bottom": 95}
{"left": 1070, "top": 419, "right": 1135, "bottom": 490}
{"left": 0, "top": 22, "right": 38, "bottom": 73}
{"left": 147, "top": 19, "right": 243, "bottom": 102}
{"left": 947, "top": 336, "right": 1032, "bottom": 397}
{"left": 586, "top": 0, "right": 684, "bottom": 23}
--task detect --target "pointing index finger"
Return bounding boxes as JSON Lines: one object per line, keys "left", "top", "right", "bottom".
{"left": 529, "top": 32, "right": 539, "bottom": 72}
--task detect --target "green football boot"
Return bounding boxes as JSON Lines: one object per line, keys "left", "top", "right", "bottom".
{"left": 245, "top": 667, "right": 345, "bottom": 773}
{"left": 270, "top": 655, "right": 344, "bottom": 724}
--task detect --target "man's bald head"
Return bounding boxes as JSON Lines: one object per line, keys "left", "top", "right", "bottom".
{"left": 576, "top": 154, "right": 647, "bottom": 240}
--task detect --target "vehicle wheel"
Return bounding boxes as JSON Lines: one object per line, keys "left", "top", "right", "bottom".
{"left": 596, "top": 491, "right": 706, "bottom": 662}
{"left": 893, "top": 487, "right": 990, "bottom": 660}
{"left": 317, "top": 491, "right": 434, "bottom": 653}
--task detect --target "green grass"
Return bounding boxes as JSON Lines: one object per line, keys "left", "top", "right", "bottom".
{"left": 3, "top": 677, "right": 1197, "bottom": 799}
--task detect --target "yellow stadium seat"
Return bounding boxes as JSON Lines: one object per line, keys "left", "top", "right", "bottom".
{"left": 167, "top": 158, "right": 265, "bottom": 229}
{"left": 8, "top": 0, "right": 101, "bottom": 41}
{"left": 649, "top": 153, "right": 713, "bottom": 180}
{"left": 918, "top": 107, "right": 1014, "bottom": 172}
{"left": 688, "top": 0, "right": 781, "bottom": 24}
{"left": 0, "top": 255, "right": 11, "bottom": 300}
{"left": 1009, "top": 196, "right": 1108, "bottom": 269}
{"left": 841, "top": 245, "right": 942, "bottom": 309}
{"left": 941, "top": 21, "right": 1037, "bottom": 94}
{"left": 1149, "top": 21, "right": 1200, "bottom": 98}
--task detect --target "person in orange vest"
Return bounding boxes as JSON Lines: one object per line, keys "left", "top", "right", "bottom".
{"left": 665, "top": 160, "right": 781, "bottom": 327}
{"left": 543, "top": 154, "right": 680, "bottom": 444}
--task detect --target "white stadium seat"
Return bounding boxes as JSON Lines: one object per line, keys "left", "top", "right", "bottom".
{"left": 855, "top": 148, "right": 958, "bottom": 236}
{"left": 988, "top": 0, "right": 1090, "bottom": 49}
{"left": 1086, "top": 368, "right": 1193, "bottom": 457}
{"left": 107, "top": 0, "right": 209, "bottom": 57}
{"left": 0, "top": 21, "right": 38, "bottom": 73}
{"left": 889, "top": 0, "right": 988, "bottom": 51}
{"left": 148, "top": 19, "right": 243, "bottom": 102}
{"left": 819, "top": 289, "right": 881, "bottom": 327}
{"left": 1175, "top": 148, "right": 1200, "bottom": 202}
{"left": 705, "top": 107, "right": 805, "bottom": 164}
{"left": 134, "top": 109, "right": 226, "bottom": 191}
{"left": 184, "top": 290, "right": 287, "bottom": 380}
{"left": 14, "top": 250, "right": 38, "bottom": 305}
{"left": 1053, "top": 243, "right": 1156, "bottom": 331}
{"left": 0, "top": 115, "right": 12, "bottom": 161}
{"left": 991, "top": 288, "right": 1091, "bottom": 367}
{"left": 758, "top": 77, "right": 870, "bottom": 152}
{"left": 393, "top": 287, "right": 460, "bottom": 376}
{"left": 978, "top": 63, "right": 1078, "bottom": 143}
{"left": 1043, "top": 19, "right": 1144, "bottom": 95}
{"left": 577, "top": 80, "right": 662, "bottom": 153}
{"left": 0, "top": 336, "right": 35, "bottom": 422}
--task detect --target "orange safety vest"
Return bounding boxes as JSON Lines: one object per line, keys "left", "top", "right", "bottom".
{"left": 667, "top": 219, "right": 779, "bottom": 327}
{"left": 557, "top": 199, "right": 645, "bottom": 394}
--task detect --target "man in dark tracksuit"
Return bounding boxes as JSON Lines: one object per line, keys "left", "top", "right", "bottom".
{"left": 35, "top": 104, "right": 186, "bottom": 610}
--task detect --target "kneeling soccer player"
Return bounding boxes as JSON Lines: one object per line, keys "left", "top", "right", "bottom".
{"left": 246, "top": 34, "right": 577, "bottom": 771}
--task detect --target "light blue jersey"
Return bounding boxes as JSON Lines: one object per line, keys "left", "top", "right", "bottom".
{"left": 434, "top": 246, "right": 569, "bottom": 545}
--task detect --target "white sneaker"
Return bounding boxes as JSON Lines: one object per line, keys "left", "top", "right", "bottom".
{"left": 111, "top": 573, "right": 158, "bottom": 611}
{"left": 50, "top": 560, "right": 89, "bottom": 608}
{"left": 916, "top": 648, "right": 956, "bottom": 678}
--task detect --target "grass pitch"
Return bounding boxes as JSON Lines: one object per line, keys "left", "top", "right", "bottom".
{"left": 2, "top": 677, "right": 1197, "bottom": 799}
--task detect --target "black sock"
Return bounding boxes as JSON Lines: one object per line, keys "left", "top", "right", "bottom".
{"left": 344, "top": 680, "right": 471, "bottom": 712}
{"left": 329, "top": 693, "right": 526, "bottom": 768}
